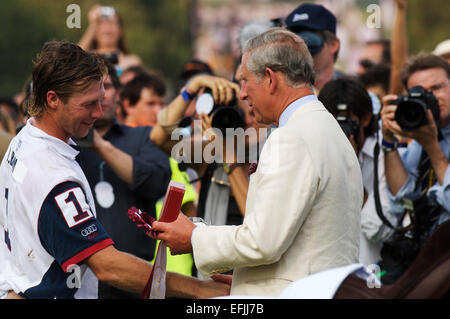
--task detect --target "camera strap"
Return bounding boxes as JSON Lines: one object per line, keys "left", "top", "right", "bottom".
{"left": 373, "top": 127, "right": 441, "bottom": 233}
{"left": 373, "top": 133, "right": 397, "bottom": 230}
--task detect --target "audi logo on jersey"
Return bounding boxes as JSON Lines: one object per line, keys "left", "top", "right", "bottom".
{"left": 81, "top": 224, "right": 98, "bottom": 237}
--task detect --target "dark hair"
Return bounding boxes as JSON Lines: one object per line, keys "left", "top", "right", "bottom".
{"left": 29, "top": 41, "right": 106, "bottom": 118}
{"left": 102, "top": 58, "right": 121, "bottom": 90}
{"left": 319, "top": 29, "right": 339, "bottom": 62}
{"left": 358, "top": 63, "right": 391, "bottom": 93}
{"left": 120, "top": 72, "right": 166, "bottom": 107}
{"left": 120, "top": 65, "right": 153, "bottom": 85}
{"left": 401, "top": 53, "right": 450, "bottom": 89}
{"left": 318, "top": 77, "right": 376, "bottom": 137}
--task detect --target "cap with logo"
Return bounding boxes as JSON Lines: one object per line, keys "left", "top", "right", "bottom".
{"left": 285, "top": 3, "right": 337, "bottom": 56}
{"left": 285, "top": 3, "right": 337, "bottom": 34}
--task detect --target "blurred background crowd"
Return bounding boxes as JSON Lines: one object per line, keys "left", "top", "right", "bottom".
{"left": 0, "top": 0, "right": 449, "bottom": 299}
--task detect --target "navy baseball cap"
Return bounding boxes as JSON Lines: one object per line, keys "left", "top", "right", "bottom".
{"left": 285, "top": 3, "right": 337, "bottom": 34}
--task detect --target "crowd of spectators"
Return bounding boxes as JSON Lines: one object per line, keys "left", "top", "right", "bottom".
{"left": 0, "top": 0, "right": 449, "bottom": 299}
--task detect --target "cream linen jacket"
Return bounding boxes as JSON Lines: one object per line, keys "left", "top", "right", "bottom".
{"left": 192, "top": 99, "right": 363, "bottom": 296}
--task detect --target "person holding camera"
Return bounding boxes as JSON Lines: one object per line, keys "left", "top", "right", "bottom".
{"left": 380, "top": 53, "right": 450, "bottom": 283}
{"left": 151, "top": 29, "right": 363, "bottom": 297}
{"left": 150, "top": 71, "right": 249, "bottom": 226}
{"left": 318, "top": 78, "right": 399, "bottom": 266}
{"left": 78, "top": 4, "right": 142, "bottom": 73}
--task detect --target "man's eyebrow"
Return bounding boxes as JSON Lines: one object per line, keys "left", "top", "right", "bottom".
{"left": 235, "top": 65, "right": 244, "bottom": 81}
{"left": 83, "top": 97, "right": 103, "bottom": 105}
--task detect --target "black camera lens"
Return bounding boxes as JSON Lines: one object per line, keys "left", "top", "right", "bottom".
{"left": 211, "top": 107, "right": 245, "bottom": 134}
{"left": 393, "top": 86, "right": 439, "bottom": 131}
{"left": 195, "top": 88, "right": 245, "bottom": 134}
{"left": 395, "top": 99, "right": 428, "bottom": 131}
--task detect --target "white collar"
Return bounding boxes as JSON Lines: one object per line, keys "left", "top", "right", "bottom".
{"left": 278, "top": 94, "right": 317, "bottom": 127}
{"left": 26, "top": 118, "right": 79, "bottom": 160}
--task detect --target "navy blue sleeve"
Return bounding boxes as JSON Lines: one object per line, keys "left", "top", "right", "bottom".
{"left": 131, "top": 126, "right": 171, "bottom": 200}
{"left": 38, "top": 181, "right": 114, "bottom": 272}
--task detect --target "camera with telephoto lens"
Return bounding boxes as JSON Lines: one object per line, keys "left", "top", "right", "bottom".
{"left": 393, "top": 86, "right": 439, "bottom": 131}
{"left": 195, "top": 88, "right": 245, "bottom": 134}
{"left": 336, "top": 104, "right": 360, "bottom": 145}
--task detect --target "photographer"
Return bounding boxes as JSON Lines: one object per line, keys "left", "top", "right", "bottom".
{"left": 78, "top": 4, "right": 142, "bottom": 73}
{"left": 318, "top": 78, "right": 398, "bottom": 266}
{"left": 150, "top": 74, "right": 247, "bottom": 226}
{"left": 380, "top": 53, "right": 450, "bottom": 283}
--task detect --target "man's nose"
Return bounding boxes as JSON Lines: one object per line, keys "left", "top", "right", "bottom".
{"left": 239, "top": 85, "right": 248, "bottom": 101}
{"left": 92, "top": 101, "right": 104, "bottom": 119}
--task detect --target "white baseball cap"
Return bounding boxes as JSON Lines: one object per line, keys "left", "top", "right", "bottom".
{"left": 433, "top": 39, "right": 450, "bottom": 57}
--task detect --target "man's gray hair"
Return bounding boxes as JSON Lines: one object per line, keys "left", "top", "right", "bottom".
{"left": 239, "top": 19, "right": 275, "bottom": 53}
{"left": 243, "top": 28, "right": 315, "bottom": 87}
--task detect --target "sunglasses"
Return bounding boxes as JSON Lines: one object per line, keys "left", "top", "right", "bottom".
{"left": 297, "top": 31, "right": 324, "bottom": 56}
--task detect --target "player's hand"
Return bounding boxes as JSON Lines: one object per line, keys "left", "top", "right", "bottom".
{"left": 6, "top": 290, "right": 23, "bottom": 299}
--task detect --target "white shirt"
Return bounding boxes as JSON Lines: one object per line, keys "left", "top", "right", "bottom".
{"left": 0, "top": 119, "right": 113, "bottom": 298}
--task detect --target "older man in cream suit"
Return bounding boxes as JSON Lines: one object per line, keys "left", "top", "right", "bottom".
{"left": 153, "top": 28, "right": 363, "bottom": 297}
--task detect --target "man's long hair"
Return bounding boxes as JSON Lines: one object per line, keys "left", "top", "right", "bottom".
{"left": 29, "top": 41, "right": 107, "bottom": 118}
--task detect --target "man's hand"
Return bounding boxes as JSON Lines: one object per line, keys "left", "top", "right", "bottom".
{"left": 380, "top": 94, "right": 400, "bottom": 142}
{"left": 381, "top": 95, "right": 439, "bottom": 146}
{"left": 186, "top": 75, "right": 240, "bottom": 106}
{"left": 152, "top": 213, "right": 196, "bottom": 255}
{"left": 6, "top": 290, "right": 23, "bottom": 299}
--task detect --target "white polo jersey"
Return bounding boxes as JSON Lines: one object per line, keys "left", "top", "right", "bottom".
{"left": 0, "top": 119, "right": 113, "bottom": 298}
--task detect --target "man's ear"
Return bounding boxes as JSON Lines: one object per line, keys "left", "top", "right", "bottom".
{"left": 265, "top": 67, "right": 278, "bottom": 94}
{"left": 121, "top": 98, "right": 133, "bottom": 117}
{"left": 329, "top": 38, "right": 340, "bottom": 57}
{"left": 46, "top": 90, "right": 59, "bottom": 110}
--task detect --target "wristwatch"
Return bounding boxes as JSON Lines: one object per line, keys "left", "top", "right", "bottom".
{"left": 189, "top": 217, "right": 208, "bottom": 227}
{"left": 223, "top": 163, "right": 239, "bottom": 174}
{"left": 381, "top": 138, "right": 399, "bottom": 153}
{"left": 180, "top": 87, "right": 196, "bottom": 101}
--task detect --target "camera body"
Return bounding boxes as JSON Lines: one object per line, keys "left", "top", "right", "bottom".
{"left": 393, "top": 86, "right": 439, "bottom": 131}
{"left": 195, "top": 88, "right": 245, "bottom": 134}
{"left": 336, "top": 104, "right": 360, "bottom": 145}
{"left": 100, "top": 52, "right": 119, "bottom": 65}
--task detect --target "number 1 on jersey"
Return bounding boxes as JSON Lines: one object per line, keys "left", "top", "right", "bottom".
{"left": 54, "top": 187, "right": 93, "bottom": 228}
